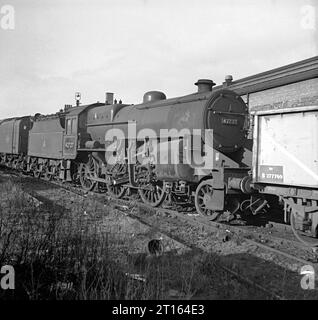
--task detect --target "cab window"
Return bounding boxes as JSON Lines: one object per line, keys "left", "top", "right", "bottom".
{"left": 66, "top": 119, "right": 72, "bottom": 134}
{"left": 71, "top": 118, "right": 76, "bottom": 133}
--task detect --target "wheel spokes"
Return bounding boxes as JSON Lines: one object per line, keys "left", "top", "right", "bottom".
{"left": 107, "top": 183, "right": 126, "bottom": 198}
{"left": 79, "top": 159, "right": 97, "bottom": 191}
{"left": 139, "top": 183, "right": 166, "bottom": 207}
{"left": 195, "top": 181, "right": 219, "bottom": 219}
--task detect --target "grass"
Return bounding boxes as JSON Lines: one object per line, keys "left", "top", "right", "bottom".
{"left": 0, "top": 178, "right": 266, "bottom": 300}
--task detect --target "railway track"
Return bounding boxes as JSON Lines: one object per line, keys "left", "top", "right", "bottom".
{"left": 2, "top": 165, "right": 317, "bottom": 255}
{"left": 3, "top": 166, "right": 318, "bottom": 264}
{"left": 1, "top": 166, "right": 318, "bottom": 299}
{"left": 159, "top": 209, "right": 317, "bottom": 265}
{"left": 111, "top": 206, "right": 286, "bottom": 300}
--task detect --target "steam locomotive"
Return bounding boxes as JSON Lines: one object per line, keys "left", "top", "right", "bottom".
{"left": 0, "top": 78, "right": 256, "bottom": 218}
{"left": 1, "top": 77, "right": 317, "bottom": 243}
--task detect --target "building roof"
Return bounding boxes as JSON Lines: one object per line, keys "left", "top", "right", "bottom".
{"left": 215, "top": 55, "right": 318, "bottom": 95}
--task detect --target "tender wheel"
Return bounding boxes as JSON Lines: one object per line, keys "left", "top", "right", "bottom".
{"left": 18, "top": 160, "right": 26, "bottom": 171}
{"left": 53, "top": 163, "right": 62, "bottom": 180}
{"left": 33, "top": 169, "right": 41, "bottom": 178}
{"left": 6, "top": 160, "right": 13, "bottom": 168}
{"left": 29, "top": 162, "right": 39, "bottom": 178}
{"left": 12, "top": 159, "right": 18, "bottom": 170}
{"left": 42, "top": 166, "right": 53, "bottom": 181}
{"left": 139, "top": 181, "right": 166, "bottom": 207}
{"left": 79, "top": 157, "right": 97, "bottom": 191}
{"left": 195, "top": 180, "right": 220, "bottom": 220}
{"left": 32, "top": 164, "right": 42, "bottom": 178}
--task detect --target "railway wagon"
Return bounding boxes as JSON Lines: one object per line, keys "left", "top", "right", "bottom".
{"left": 0, "top": 116, "right": 32, "bottom": 169}
{"left": 252, "top": 106, "right": 318, "bottom": 241}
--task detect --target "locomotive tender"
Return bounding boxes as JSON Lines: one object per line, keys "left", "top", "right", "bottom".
{"left": 0, "top": 78, "right": 254, "bottom": 219}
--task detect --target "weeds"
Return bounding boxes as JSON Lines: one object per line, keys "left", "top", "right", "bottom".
{"left": 0, "top": 179, "right": 204, "bottom": 300}
{"left": 0, "top": 178, "right": 267, "bottom": 300}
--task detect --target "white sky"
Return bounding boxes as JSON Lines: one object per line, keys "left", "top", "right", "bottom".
{"left": 0, "top": 0, "right": 317, "bottom": 118}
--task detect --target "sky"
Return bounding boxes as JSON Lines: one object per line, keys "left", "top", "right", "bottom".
{"left": 0, "top": 0, "right": 317, "bottom": 118}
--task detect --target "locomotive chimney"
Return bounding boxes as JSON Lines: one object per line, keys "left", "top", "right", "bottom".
{"left": 195, "top": 79, "right": 215, "bottom": 93}
{"left": 105, "top": 92, "right": 114, "bottom": 105}
{"left": 223, "top": 75, "right": 233, "bottom": 87}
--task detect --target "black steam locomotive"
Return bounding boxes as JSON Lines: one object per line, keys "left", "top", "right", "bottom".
{"left": 0, "top": 78, "right": 257, "bottom": 220}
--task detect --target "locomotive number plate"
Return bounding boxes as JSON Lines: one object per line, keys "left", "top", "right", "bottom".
{"left": 221, "top": 118, "right": 238, "bottom": 126}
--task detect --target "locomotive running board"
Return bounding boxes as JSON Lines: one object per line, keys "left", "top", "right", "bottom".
{"left": 86, "top": 121, "right": 131, "bottom": 127}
